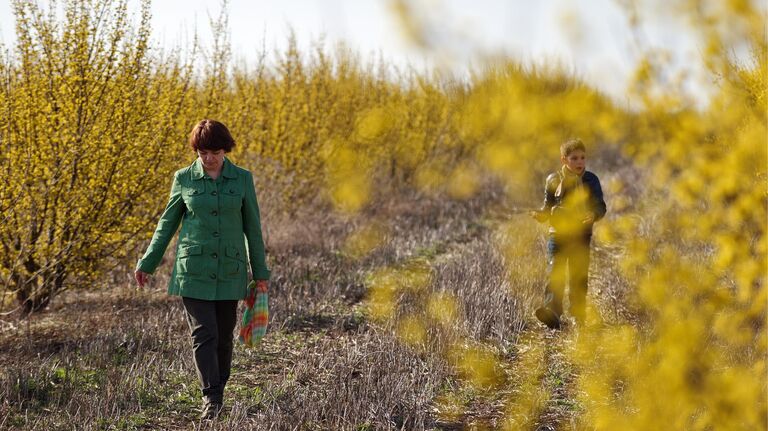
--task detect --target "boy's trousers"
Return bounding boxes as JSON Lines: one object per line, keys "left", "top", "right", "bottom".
{"left": 543, "top": 234, "right": 591, "bottom": 324}
{"left": 182, "top": 297, "right": 238, "bottom": 405}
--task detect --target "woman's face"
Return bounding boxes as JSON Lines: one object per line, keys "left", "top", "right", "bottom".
{"left": 197, "top": 149, "right": 225, "bottom": 172}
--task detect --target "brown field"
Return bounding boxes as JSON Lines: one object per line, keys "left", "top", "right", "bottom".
{"left": 0, "top": 183, "right": 633, "bottom": 431}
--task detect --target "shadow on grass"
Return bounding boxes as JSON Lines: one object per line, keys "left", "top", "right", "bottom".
{"left": 280, "top": 307, "right": 367, "bottom": 334}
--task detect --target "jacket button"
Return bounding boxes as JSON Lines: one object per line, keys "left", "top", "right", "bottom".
{"left": 212, "top": 253, "right": 218, "bottom": 259}
{"left": 210, "top": 273, "right": 217, "bottom": 279}
{"left": 213, "top": 232, "right": 220, "bottom": 237}
{"left": 211, "top": 191, "right": 218, "bottom": 196}
{"left": 211, "top": 210, "right": 218, "bottom": 216}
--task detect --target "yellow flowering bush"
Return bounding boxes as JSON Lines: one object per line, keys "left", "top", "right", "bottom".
{"left": 369, "top": 1, "right": 766, "bottom": 429}
{"left": 0, "top": 0, "right": 764, "bottom": 427}
{"left": 0, "top": 0, "right": 191, "bottom": 312}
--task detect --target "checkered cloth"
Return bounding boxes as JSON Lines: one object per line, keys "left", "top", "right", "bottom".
{"left": 238, "top": 280, "right": 269, "bottom": 347}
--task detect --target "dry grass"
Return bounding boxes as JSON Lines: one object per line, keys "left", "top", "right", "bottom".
{"left": 0, "top": 183, "right": 629, "bottom": 430}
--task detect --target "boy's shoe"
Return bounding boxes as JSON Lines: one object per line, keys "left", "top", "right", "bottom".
{"left": 201, "top": 402, "right": 223, "bottom": 420}
{"left": 535, "top": 307, "right": 561, "bottom": 330}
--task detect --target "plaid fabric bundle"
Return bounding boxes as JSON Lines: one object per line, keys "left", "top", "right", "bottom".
{"left": 238, "top": 280, "right": 269, "bottom": 347}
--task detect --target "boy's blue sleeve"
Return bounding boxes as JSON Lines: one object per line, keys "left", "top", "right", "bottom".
{"left": 586, "top": 173, "right": 607, "bottom": 221}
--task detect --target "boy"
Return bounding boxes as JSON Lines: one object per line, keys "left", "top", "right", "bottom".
{"left": 531, "top": 139, "right": 606, "bottom": 329}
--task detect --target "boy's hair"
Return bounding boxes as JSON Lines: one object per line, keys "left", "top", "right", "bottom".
{"left": 560, "top": 138, "right": 586, "bottom": 157}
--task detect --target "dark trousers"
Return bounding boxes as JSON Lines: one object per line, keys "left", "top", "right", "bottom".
{"left": 182, "top": 297, "right": 238, "bottom": 404}
{"left": 543, "top": 234, "right": 591, "bottom": 323}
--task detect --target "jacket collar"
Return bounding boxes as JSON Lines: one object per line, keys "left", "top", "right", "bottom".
{"left": 191, "top": 157, "right": 239, "bottom": 180}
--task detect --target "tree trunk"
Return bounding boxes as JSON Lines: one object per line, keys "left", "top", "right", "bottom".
{"left": 14, "top": 262, "right": 64, "bottom": 315}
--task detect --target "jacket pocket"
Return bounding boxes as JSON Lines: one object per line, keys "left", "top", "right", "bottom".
{"left": 223, "top": 246, "right": 244, "bottom": 277}
{"left": 177, "top": 244, "right": 203, "bottom": 275}
{"left": 184, "top": 187, "right": 208, "bottom": 212}
{"left": 221, "top": 187, "right": 243, "bottom": 210}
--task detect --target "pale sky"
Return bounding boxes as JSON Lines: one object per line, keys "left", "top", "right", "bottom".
{"left": 0, "top": 0, "right": 713, "bottom": 104}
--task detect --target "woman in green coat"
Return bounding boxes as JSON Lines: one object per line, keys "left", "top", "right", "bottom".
{"left": 134, "top": 119, "right": 270, "bottom": 419}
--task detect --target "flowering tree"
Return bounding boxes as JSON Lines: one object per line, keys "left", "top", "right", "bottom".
{"left": 0, "top": 0, "right": 191, "bottom": 313}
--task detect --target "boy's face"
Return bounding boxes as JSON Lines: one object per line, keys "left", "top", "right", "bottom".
{"left": 561, "top": 149, "right": 586, "bottom": 174}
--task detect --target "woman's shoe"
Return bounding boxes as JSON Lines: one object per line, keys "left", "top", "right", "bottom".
{"left": 201, "top": 402, "right": 223, "bottom": 420}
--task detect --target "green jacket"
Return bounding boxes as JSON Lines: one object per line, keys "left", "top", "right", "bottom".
{"left": 137, "top": 158, "right": 271, "bottom": 300}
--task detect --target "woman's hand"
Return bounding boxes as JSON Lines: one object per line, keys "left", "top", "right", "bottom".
{"left": 255, "top": 279, "right": 268, "bottom": 293}
{"left": 134, "top": 270, "right": 149, "bottom": 288}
